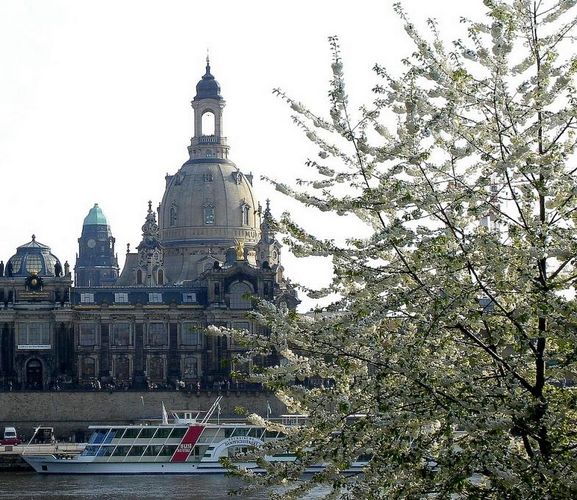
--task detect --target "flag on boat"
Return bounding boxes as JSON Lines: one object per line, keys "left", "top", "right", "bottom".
{"left": 162, "top": 401, "right": 169, "bottom": 425}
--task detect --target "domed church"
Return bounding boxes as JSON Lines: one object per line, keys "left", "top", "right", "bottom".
{"left": 0, "top": 61, "right": 297, "bottom": 391}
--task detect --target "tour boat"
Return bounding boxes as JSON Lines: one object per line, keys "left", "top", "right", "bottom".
{"left": 22, "top": 398, "right": 367, "bottom": 475}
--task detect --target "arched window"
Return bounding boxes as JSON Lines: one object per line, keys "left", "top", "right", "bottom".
{"left": 157, "top": 269, "right": 164, "bottom": 285}
{"left": 204, "top": 205, "right": 215, "bottom": 225}
{"left": 229, "top": 281, "right": 253, "bottom": 309}
{"left": 241, "top": 204, "right": 250, "bottom": 225}
{"left": 136, "top": 269, "right": 143, "bottom": 285}
{"left": 202, "top": 111, "right": 215, "bottom": 135}
{"left": 81, "top": 357, "right": 96, "bottom": 380}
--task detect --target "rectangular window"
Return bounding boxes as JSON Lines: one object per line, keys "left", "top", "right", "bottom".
{"left": 148, "top": 323, "right": 168, "bottom": 347}
{"left": 111, "top": 322, "right": 132, "bottom": 346}
{"left": 203, "top": 206, "right": 215, "bottom": 225}
{"left": 17, "top": 323, "right": 50, "bottom": 348}
{"left": 232, "top": 321, "right": 250, "bottom": 332}
{"left": 79, "top": 323, "right": 98, "bottom": 346}
{"left": 230, "top": 322, "right": 250, "bottom": 349}
{"left": 114, "top": 293, "right": 129, "bottom": 304}
{"left": 181, "top": 322, "right": 202, "bottom": 346}
{"left": 81, "top": 356, "right": 97, "bottom": 378}
{"left": 182, "top": 293, "right": 196, "bottom": 303}
{"left": 182, "top": 355, "right": 198, "bottom": 379}
{"left": 80, "top": 293, "right": 94, "bottom": 304}
{"left": 148, "top": 293, "right": 163, "bottom": 303}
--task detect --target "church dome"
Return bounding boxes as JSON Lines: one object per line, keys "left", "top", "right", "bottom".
{"left": 6, "top": 235, "right": 62, "bottom": 277}
{"left": 159, "top": 161, "right": 260, "bottom": 248}
{"left": 154, "top": 61, "right": 261, "bottom": 283}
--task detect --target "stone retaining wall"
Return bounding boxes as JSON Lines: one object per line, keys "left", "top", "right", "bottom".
{"left": 0, "top": 391, "right": 284, "bottom": 439}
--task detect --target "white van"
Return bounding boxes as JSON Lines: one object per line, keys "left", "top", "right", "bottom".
{"left": 2, "top": 426, "right": 21, "bottom": 445}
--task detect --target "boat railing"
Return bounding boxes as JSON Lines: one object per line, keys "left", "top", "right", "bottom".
{"left": 201, "top": 395, "right": 223, "bottom": 424}
{"left": 167, "top": 395, "right": 223, "bottom": 425}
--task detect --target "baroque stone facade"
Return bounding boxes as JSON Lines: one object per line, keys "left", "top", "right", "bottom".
{"left": 0, "top": 61, "right": 297, "bottom": 391}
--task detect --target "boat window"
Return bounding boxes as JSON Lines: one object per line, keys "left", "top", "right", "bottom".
{"left": 198, "top": 428, "right": 218, "bottom": 439}
{"left": 114, "top": 429, "right": 127, "bottom": 439}
{"left": 248, "top": 428, "right": 262, "bottom": 438}
{"left": 143, "top": 445, "right": 163, "bottom": 456}
{"left": 112, "top": 446, "right": 132, "bottom": 456}
{"left": 139, "top": 428, "right": 156, "bottom": 439}
{"left": 88, "top": 429, "right": 109, "bottom": 445}
{"left": 224, "top": 428, "right": 233, "bottom": 438}
{"left": 264, "top": 430, "right": 279, "bottom": 439}
{"left": 158, "top": 445, "right": 178, "bottom": 456}
{"left": 155, "top": 428, "right": 171, "bottom": 439}
{"left": 96, "top": 446, "right": 114, "bottom": 457}
{"left": 103, "top": 430, "right": 117, "bottom": 443}
{"left": 127, "top": 445, "right": 147, "bottom": 456}
{"left": 232, "top": 428, "right": 248, "bottom": 437}
{"left": 82, "top": 445, "right": 99, "bottom": 456}
{"left": 123, "top": 428, "right": 141, "bottom": 439}
{"left": 169, "top": 428, "right": 187, "bottom": 439}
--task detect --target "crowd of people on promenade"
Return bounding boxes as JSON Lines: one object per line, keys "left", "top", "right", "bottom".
{"left": 0, "top": 376, "right": 266, "bottom": 393}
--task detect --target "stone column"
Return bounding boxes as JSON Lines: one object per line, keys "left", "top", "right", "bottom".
{"left": 167, "top": 323, "right": 180, "bottom": 381}
{"left": 99, "top": 323, "right": 110, "bottom": 379}
{"left": 133, "top": 323, "right": 145, "bottom": 387}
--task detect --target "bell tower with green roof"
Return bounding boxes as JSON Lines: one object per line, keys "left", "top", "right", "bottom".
{"left": 74, "top": 203, "right": 119, "bottom": 286}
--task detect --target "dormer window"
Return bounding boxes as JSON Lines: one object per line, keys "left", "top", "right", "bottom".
{"left": 204, "top": 205, "right": 215, "bottom": 225}
{"left": 203, "top": 172, "right": 213, "bottom": 182}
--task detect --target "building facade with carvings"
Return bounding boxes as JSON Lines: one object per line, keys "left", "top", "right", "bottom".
{"left": 0, "top": 62, "right": 297, "bottom": 390}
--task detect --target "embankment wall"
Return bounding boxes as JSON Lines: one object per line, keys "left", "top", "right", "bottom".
{"left": 0, "top": 391, "right": 284, "bottom": 439}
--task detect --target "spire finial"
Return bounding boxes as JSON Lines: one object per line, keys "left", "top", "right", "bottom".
{"left": 206, "top": 49, "right": 211, "bottom": 74}
{"left": 31, "top": 234, "right": 36, "bottom": 241}
{"left": 148, "top": 200, "right": 152, "bottom": 212}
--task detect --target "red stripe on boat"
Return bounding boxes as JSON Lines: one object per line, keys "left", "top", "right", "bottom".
{"left": 170, "top": 425, "right": 204, "bottom": 463}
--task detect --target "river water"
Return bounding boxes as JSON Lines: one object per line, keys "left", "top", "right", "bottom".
{"left": 0, "top": 473, "right": 277, "bottom": 499}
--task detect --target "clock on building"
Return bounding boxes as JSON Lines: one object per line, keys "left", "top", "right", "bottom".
{"left": 25, "top": 273, "right": 43, "bottom": 291}
{"left": 87, "top": 239, "right": 96, "bottom": 248}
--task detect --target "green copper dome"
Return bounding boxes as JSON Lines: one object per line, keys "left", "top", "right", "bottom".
{"left": 83, "top": 204, "right": 108, "bottom": 226}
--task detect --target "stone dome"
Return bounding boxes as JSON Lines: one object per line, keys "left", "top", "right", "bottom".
{"left": 159, "top": 160, "right": 260, "bottom": 249}
{"left": 194, "top": 60, "right": 222, "bottom": 101}
{"left": 153, "top": 61, "right": 261, "bottom": 283}
{"left": 6, "top": 235, "right": 62, "bottom": 277}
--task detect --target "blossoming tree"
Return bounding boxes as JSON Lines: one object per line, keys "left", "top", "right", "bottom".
{"left": 220, "top": 1, "right": 577, "bottom": 497}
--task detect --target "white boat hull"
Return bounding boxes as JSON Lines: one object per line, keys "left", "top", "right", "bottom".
{"left": 23, "top": 454, "right": 366, "bottom": 475}
{"left": 23, "top": 455, "right": 255, "bottom": 474}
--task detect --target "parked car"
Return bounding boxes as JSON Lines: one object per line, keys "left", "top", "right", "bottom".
{"left": 1, "top": 426, "right": 22, "bottom": 445}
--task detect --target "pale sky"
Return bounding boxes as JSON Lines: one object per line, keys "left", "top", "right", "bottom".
{"left": 0, "top": 0, "right": 482, "bottom": 309}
